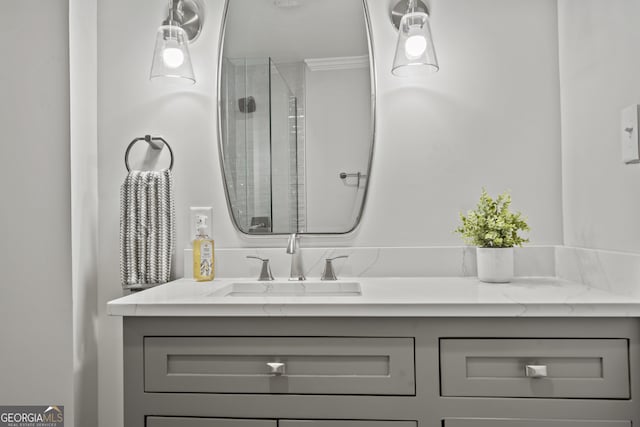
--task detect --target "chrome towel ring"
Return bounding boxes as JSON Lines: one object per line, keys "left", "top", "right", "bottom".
{"left": 124, "top": 135, "right": 174, "bottom": 172}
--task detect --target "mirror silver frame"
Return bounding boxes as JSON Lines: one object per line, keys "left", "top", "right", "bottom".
{"left": 216, "top": 0, "right": 377, "bottom": 236}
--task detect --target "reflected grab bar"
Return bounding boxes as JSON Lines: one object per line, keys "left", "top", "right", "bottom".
{"left": 339, "top": 171, "right": 367, "bottom": 187}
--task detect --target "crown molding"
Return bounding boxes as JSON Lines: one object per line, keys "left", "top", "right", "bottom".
{"left": 304, "top": 55, "right": 369, "bottom": 71}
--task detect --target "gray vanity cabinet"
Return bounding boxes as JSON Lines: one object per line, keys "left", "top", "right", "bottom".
{"left": 280, "top": 422, "right": 417, "bottom": 427}
{"left": 440, "top": 338, "right": 630, "bottom": 398}
{"left": 147, "top": 418, "right": 276, "bottom": 427}
{"left": 123, "top": 317, "right": 640, "bottom": 427}
{"left": 144, "top": 336, "right": 415, "bottom": 395}
{"left": 443, "top": 420, "right": 631, "bottom": 427}
{"left": 147, "top": 419, "right": 415, "bottom": 427}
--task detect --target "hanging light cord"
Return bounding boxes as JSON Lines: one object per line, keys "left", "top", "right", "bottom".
{"left": 165, "top": 0, "right": 183, "bottom": 27}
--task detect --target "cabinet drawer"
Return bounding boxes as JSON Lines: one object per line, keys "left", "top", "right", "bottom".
{"left": 281, "top": 422, "right": 417, "bottom": 427}
{"left": 145, "top": 337, "right": 415, "bottom": 395}
{"left": 147, "top": 418, "right": 276, "bottom": 427}
{"left": 440, "top": 338, "right": 629, "bottom": 398}
{"left": 444, "top": 419, "right": 630, "bottom": 427}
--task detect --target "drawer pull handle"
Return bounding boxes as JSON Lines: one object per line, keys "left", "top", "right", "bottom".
{"left": 525, "top": 364, "right": 548, "bottom": 378}
{"left": 266, "top": 362, "right": 286, "bottom": 375}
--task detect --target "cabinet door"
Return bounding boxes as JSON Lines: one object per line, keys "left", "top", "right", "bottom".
{"left": 147, "top": 417, "right": 277, "bottom": 427}
{"left": 440, "top": 338, "right": 629, "bottom": 398}
{"left": 280, "top": 421, "right": 417, "bottom": 427}
{"left": 443, "top": 419, "right": 630, "bottom": 427}
{"left": 145, "top": 337, "right": 415, "bottom": 395}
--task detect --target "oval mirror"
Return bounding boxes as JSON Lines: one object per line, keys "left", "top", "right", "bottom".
{"left": 218, "top": 0, "right": 375, "bottom": 235}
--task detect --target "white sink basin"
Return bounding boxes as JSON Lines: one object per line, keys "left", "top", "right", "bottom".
{"left": 216, "top": 281, "right": 362, "bottom": 297}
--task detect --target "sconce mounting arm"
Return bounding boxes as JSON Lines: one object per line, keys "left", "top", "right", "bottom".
{"left": 391, "top": 0, "right": 429, "bottom": 29}
{"left": 163, "top": 0, "right": 203, "bottom": 42}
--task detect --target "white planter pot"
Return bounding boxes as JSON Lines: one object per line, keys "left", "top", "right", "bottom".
{"left": 476, "top": 247, "right": 514, "bottom": 283}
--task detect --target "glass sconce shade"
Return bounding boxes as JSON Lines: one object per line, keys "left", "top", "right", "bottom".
{"left": 391, "top": 11, "right": 439, "bottom": 77}
{"left": 150, "top": 24, "right": 196, "bottom": 84}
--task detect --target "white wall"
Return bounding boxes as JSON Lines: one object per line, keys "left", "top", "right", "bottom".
{"left": 70, "top": 0, "right": 98, "bottom": 425}
{"left": 360, "top": 0, "right": 562, "bottom": 247}
{"left": 97, "top": 1, "right": 221, "bottom": 425}
{"left": 558, "top": 0, "right": 640, "bottom": 253}
{"left": 0, "top": 0, "right": 74, "bottom": 424}
{"left": 97, "top": 0, "right": 563, "bottom": 425}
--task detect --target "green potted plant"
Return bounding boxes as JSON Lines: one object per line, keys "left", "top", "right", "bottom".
{"left": 455, "top": 189, "right": 530, "bottom": 283}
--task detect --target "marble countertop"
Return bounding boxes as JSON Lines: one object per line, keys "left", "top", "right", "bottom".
{"left": 107, "top": 277, "right": 640, "bottom": 317}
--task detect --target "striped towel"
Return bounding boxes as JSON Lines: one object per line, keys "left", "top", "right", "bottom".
{"left": 119, "top": 170, "right": 175, "bottom": 290}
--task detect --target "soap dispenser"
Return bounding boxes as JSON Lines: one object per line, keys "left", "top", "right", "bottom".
{"left": 192, "top": 214, "right": 215, "bottom": 281}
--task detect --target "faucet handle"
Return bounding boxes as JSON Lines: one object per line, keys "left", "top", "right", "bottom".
{"left": 246, "top": 256, "right": 274, "bottom": 281}
{"left": 321, "top": 255, "right": 349, "bottom": 281}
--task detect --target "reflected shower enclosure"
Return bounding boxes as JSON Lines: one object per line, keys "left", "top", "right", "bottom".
{"left": 220, "top": 58, "right": 306, "bottom": 234}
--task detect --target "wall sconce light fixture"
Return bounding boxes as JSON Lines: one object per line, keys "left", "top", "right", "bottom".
{"left": 150, "top": 0, "right": 203, "bottom": 84}
{"left": 391, "top": 0, "right": 438, "bottom": 76}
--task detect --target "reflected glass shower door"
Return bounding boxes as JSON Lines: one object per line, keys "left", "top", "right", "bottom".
{"left": 220, "top": 57, "right": 271, "bottom": 233}
{"left": 220, "top": 57, "right": 304, "bottom": 234}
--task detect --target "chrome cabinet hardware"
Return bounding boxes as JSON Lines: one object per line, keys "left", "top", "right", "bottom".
{"left": 246, "top": 256, "right": 274, "bottom": 281}
{"left": 321, "top": 256, "right": 349, "bottom": 281}
{"left": 525, "top": 364, "right": 548, "bottom": 378}
{"left": 266, "top": 362, "right": 286, "bottom": 375}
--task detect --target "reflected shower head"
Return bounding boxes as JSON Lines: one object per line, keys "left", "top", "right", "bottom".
{"left": 238, "top": 96, "right": 256, "bottom": 113}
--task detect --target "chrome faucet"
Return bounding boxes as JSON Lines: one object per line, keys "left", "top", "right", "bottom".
{"left": 286, "top": 233, "right": 305, "bottom": 281}
{"left": 246, "top": 256, "right": 274, "bottom": 281}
